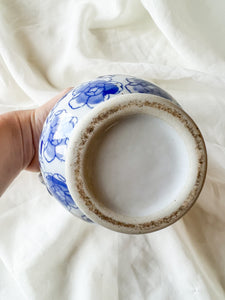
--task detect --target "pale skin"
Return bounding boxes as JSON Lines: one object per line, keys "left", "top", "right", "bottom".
{"left": 0, "top": 88, "right": 73, "bottom": 196}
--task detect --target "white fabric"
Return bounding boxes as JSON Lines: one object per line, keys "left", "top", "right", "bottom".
{"left": 0, "top": 0, "right": 225, "bottom": 299}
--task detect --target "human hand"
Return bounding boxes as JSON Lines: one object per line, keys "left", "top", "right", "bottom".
{"left": 25, "top": 87, "right": 73, "bottom": 172}
{"left": 0, "top": 87, "right": 72, "bottom": 195}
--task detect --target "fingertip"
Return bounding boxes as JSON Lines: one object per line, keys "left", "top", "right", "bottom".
{"left": 63, "top": 87, "right": 74, "bottom": 93}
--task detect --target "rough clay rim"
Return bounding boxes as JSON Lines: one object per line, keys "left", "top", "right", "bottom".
{"left": 66, "top": 94, "right": 207, "bottom": 234}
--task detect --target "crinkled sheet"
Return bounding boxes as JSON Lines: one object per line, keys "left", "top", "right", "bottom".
{"left": 0, "top": 0, "right": 225, "bottom": 299}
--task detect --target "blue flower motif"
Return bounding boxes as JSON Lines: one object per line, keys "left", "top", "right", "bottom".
{"left": 44, "top": 172, "right": 78, "bottom": 210}
{"left": 69, "top": 79, "right": 123, "bottom": 109}
{"left": 125, "top": 77, "right": 173, "bottom": 101}
{"left": 41, "top": 110, "right": 78, "bottom": 163}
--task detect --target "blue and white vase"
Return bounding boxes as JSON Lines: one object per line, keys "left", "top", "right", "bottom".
{"left": 39, "top": 74, "right": 207, "bottom": 233}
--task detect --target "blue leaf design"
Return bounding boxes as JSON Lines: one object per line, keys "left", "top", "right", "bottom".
{"left": 81, "top": 215, "right": 94, "bottom": 223}
{"left": 44, "top": 172, "right": 78, "bottom": 210}
{"left": 125, "top": 77, "right": 174, "bottom": 101}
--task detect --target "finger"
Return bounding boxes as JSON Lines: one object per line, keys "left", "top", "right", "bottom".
{"left": 41, "top": 87, "right": 74, "bottom": 112}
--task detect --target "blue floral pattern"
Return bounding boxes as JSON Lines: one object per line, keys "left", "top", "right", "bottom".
{"left": 69, "top": 79, "right": 123, "bottom": 109}
{"left": 39, "top": 74, "right": 177, "bottom": 223}
{"left": 44, "top": 173, "right": 78, "bottom": 211}
{"left": 41, "top": 110, "right": 78, "bottom": 163}
{"left": 125, "top": 77, "right": 174, "bottom": 101}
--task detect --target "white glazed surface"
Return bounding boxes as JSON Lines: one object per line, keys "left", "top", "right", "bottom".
{"left": 66, "top": 93, "right": 205, "bottom": 233}
{"left": 88, "top": 113, "right": 190, "bottom": 217}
